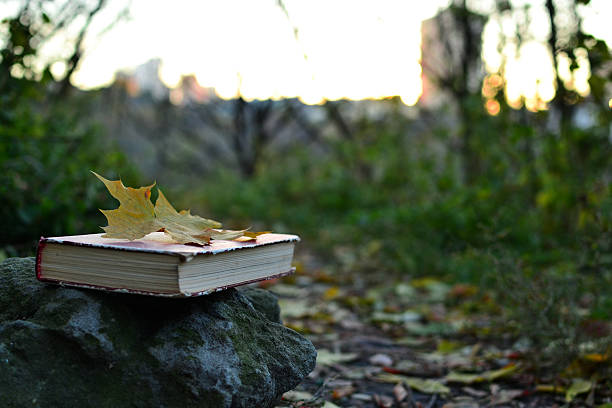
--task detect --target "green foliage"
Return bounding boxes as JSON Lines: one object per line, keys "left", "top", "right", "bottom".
{"left": 186, "top": 101, "right": 609, "bottom": 272}
{"left": 179, "top": 96, "right": 611, "bottom": 374}
{"left": 0, "top": 13, "right": 138, "bottom": 256}
{"left": 494, "top": 251, "right": 612, "bottom": 375}
{"left": 0, "top": 97, "right": 135, "bottom": 254}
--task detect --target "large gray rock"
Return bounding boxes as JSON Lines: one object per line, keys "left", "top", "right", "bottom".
{"left": 0, "top": 257, "right": 316, "bottom": 408}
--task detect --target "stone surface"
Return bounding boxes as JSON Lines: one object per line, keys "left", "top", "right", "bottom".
{"left": 0, "top": 257, "right": 316, "bottom": 408}
{"left": 239, "top": 286, "right": 282, "bottom": 324}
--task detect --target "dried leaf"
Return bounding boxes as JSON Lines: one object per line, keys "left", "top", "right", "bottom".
{"left": 278, "top": 299, "right": 311, "bottom": 318}
{"left": 235, "top": 231, "right": 271, "bottom": 242}
{"left": 441, "top": 401, "right": 480, "bottom": 408}
{"left": 282, "top": 390, "right": 313, "bottom": 401}
{"left": 583, "top": 353, "right": 609, "bottom": 363}
{"left": 373, "top": 394, "right": 394, "bottom": 407}
{"left": 351, "top": 393, "right": 373, "bottom": 401}
{"left": 446, "top": 364, "right": 519, "bottom": 384}
{"left": 445, "top": 372, "right": 481, "bottom": 384}
{"left": 371, "top": 311, "right": 421, "bottom": 323}
{"left": 155, "top": 189, "right": 221, "bottom": 245}
{"left": 323, "top": 286, "right": 340, "bottom": 300}
{"left": 316, "top": 349, "right": 359, "bottom": 366}
{"left": 487, "top": 364, "right": 520, "bottom": 380}
{"left": 93, "top": 172, "right": 157, "bottom": 240}
{"left": 490, "top": 389, "right": 523, "bottom": 406}
{"left": 462, "top": 387, "right": 487, "bottom": 397}
{"left": 375, "top": 373, "right": 450, "bottom": 394}
{"left": 94, "top": 172, "right": 262, "bottom": 245}
{"left": 565, "top": 378, "right": 592, "bottom": 402}
{"left": 331, "top": 385, "right": 356, "bottom": 399}
{"left": 369, "top": 353, "right": 393, "bottom": 366}
{"left": 393, "top": 382, "right": 408, "bottom": 402}
{"left": 437, "top": 340, "right": 464, "bottom": 354}
{"left": 208, "top": 228, "right": 248, "bottom": 241}
{"left": 535, "top": 384, "right": 565, "bottom": 394}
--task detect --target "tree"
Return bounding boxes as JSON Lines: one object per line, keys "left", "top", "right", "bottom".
{"left": 0, "top": 0, "right": 136, "bottom": 255}
{"left": 420, "top": 0, "right": 487, "bottom": 184}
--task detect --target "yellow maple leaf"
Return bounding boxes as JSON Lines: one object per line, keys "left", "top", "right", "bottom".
{"left": 93, "top": 172, "right": 261, "bottom": 245}
{"left": 93, "top": 172, "right": 158, "bottom": 240}
{"left": 154, "top": 189, "right": 221, "bottom": 245}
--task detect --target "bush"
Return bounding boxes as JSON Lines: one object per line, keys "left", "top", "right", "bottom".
{"left": 0, "top": 11, "right": 139, "bottom": 257}
{"left": 0, "top": 90, "right": 138, "bottom": 256}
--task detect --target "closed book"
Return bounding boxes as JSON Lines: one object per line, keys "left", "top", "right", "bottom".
{"left": 36, "top": 232, "right": 299, "bottom": 297}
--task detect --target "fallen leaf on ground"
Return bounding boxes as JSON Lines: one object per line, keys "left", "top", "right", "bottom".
{"left": 270, "top": 284, "right": 309, "bottom": 298}
{"left": 371, "top": 311, "right": 421, "bottom": 324}
{"left": 565, "top": 378, "right": 592, "bottom": 402}
{"left": 373, "top": 394, "right": 394, "bottom": 407}
{"left": 394, "top": 337, "right": 429, "bottom": 347}
{"left": 582, "top": 353, "right": 609, "bottom": 363}
{"left": 282, "top": 390, "right": 313, "bottom": 401}
{"left": 405, "top": 322, "right": 457, "bottom": 336}
{"left": 535, "top": 384, "right": 565, "bottom": 394}
{"left": 331, "top": 385, "right": 356, "bottom": 399}
{"left": 393, "top": 382, "right": 408, "bottom": 402}
{"left": 448, "top": 284, "right": 479, "bottom": 299}
{"left": 442, "top": 401, "right": 480, "bottom": 408}
{"left": 445, "top": 364, "right": 519, "bottom": 384}
{"left": 462, "top": 387, "right": 487, "bottom": 397}
{"left": 375, "top": 373, "right": 450, "bottom": 394}
{"left": 278, "top": 300, "right": 312, "bottom": 318}
{"left": 323, "top": 286, "right": 341, "bottom": 300}
{"left": 351, "top": 393, "right": 373, "bottom": 401}
{"left": 316, "top": 349, "right": 359, "bottom": 366}
{"left": 369, "top": 353, "right": 393, "bottom": 366}
{"left": 411, "top": 278, "right": 451, "bottom": 301}
{"left": 490, "top": 389, "right": 523, "bottom": 406}
{"left": 437, "top": 339, "right": 464, "bottom": 354}
{"left": 341, "top": 368, "right": 369, "bottom": 380}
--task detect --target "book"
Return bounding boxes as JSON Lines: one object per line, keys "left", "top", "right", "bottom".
{"left": 35, "top": 232, "right": 299, "bottom": 297}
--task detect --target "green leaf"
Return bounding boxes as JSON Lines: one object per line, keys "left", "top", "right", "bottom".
{"left": 565, "top": 379, "right": 591, "bottom": 402}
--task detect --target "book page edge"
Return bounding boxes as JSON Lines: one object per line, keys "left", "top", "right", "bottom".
{"left": 35, "top": 266, "right": 296, "bottom": 298}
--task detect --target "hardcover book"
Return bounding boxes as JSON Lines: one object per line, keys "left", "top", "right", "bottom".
{"left": 36, "top": 232, "right": 299, "bottom": 297}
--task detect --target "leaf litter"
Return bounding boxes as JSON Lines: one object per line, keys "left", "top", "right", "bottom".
{"left": 269, "top": 251, "right": 612, "bottom": 407}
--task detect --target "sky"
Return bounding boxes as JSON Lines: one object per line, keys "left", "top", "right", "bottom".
{"left": 68, "top": 0, "right": 443, "bottom": 105}
{"left": 2, "top": 0, "right": 611, "bottom": 106}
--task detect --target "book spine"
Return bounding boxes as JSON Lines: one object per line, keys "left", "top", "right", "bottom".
{"left": 35, "top": 237, "right": 46, "bottom": 281}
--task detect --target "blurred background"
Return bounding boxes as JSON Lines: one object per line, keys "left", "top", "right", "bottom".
{"left": 1, "top": 0, "right": 611, "bottom": 383}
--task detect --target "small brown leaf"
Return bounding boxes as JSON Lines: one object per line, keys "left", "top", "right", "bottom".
{"left": 332, "top": 385, "right": 356, "bottom": 399}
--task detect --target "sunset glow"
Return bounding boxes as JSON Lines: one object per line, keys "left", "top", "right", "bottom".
{"left": 2, "top": 0, "right": 610, "bottom": 107}
{"left": 67, "top": 0, "right": 440, "bottom": 106}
